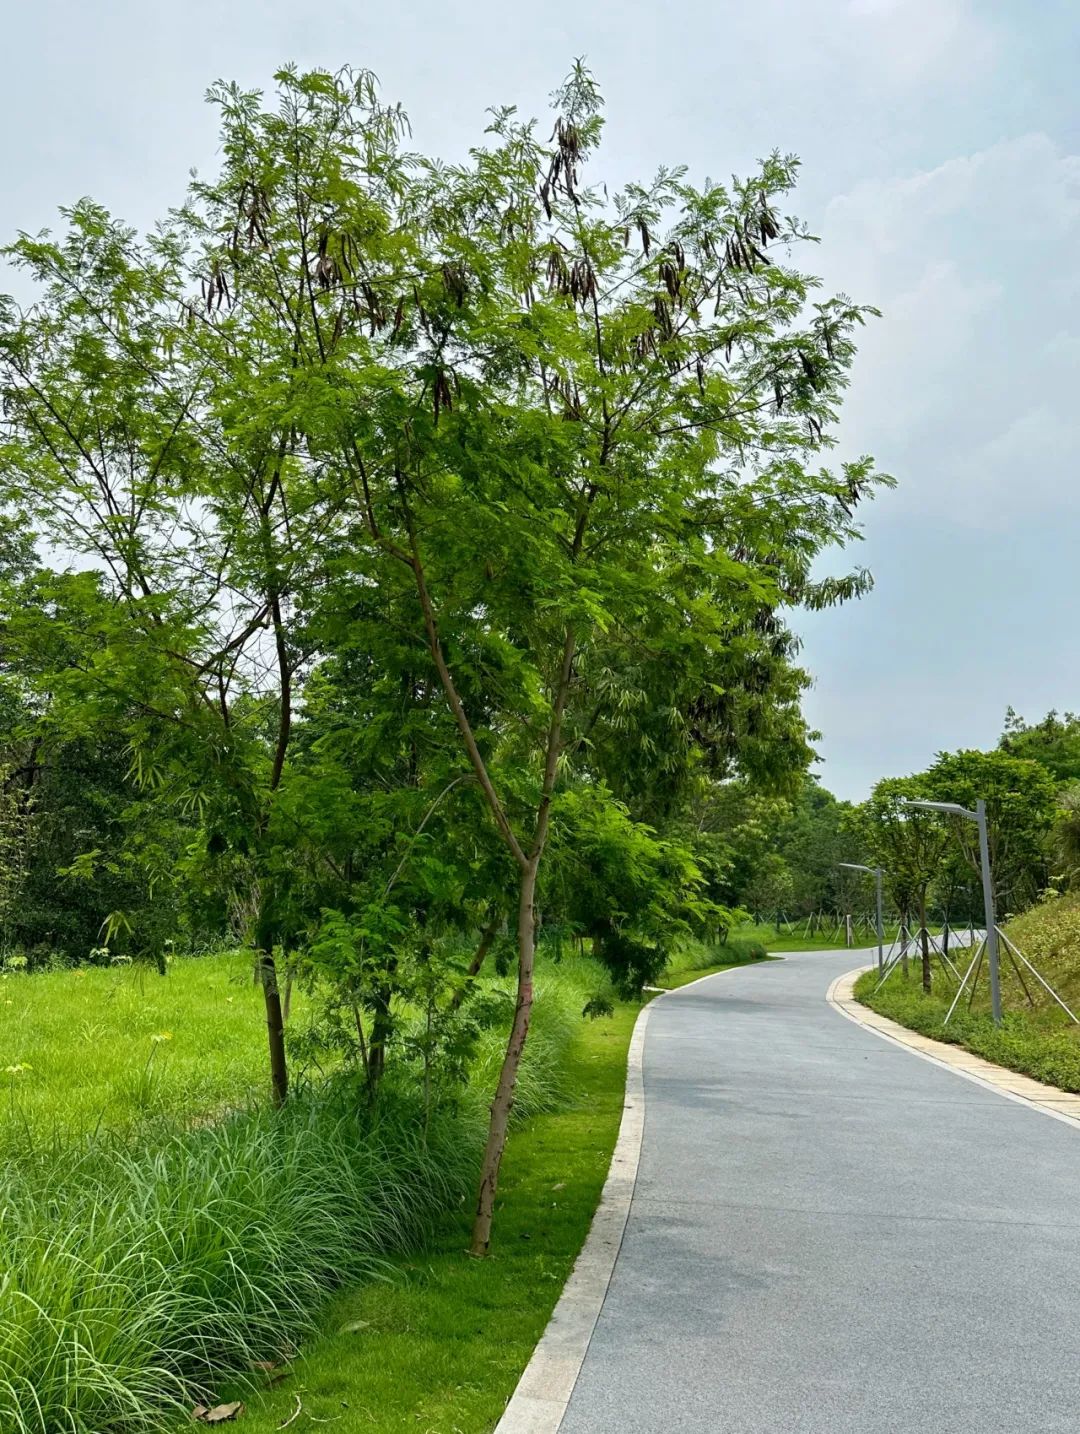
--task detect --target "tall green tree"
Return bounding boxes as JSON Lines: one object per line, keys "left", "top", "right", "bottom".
{"left": 2, "top": 62, "right": 887, "bottom": 1253}
{"left": 742, "top": 851, "right": 796, "bottom": 922}
{"left": 773, "top": 777, "right": 862, "bottom": 916}
{"left": 311, "top": 64, "right": 885, "bottom": 1251}
{"left": 1000, "top": 708, "right": 1080, "bottom": 786}
{"left": 0, "top": 109, "right": 357, "bottom": 1099}
{"left": 926, "top": 748, "right": 1057, "bottom": 915}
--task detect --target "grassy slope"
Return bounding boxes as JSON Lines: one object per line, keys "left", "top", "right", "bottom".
{"left": 232, "top": 953, "right": 751, "bottom": 1434}
{"left": 854, "top": 893, "right": 1080, "bottom": 1092}
{"left": 0, "top": 952, "right": 294, "bottom": 1147}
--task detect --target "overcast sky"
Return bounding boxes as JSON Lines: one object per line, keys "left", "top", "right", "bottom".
{"left": 3, "top": 0, "right": 1077, "bottom": 800}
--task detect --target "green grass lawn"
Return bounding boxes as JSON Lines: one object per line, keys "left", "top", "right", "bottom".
{"left": 219, "top": 954, "right": 752, "bottom": 1434}
{"left": 0, "top": 951, "right": 299, "bottom": 1149}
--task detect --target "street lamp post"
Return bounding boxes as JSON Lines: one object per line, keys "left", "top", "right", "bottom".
{"left": 839, "top": 862, "right": 885, "bottom": 975}
{"left": 902, "top": 798, "right": 1001, "bottom": 1025}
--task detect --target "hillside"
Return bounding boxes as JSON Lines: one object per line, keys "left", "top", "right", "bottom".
{"left": 1003, "top": 892, "right": 1080, "bottom": 1015}
{"left": 854, "top": 893, "right": 1080, "bottom": 1095}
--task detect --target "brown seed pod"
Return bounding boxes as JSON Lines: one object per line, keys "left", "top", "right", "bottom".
{"left": 441, "top": 263, "right": 468, "bottom": 306}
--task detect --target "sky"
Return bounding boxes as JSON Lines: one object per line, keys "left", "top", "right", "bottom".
{"left": 2, "top": 0, "right": 1077, "bottom": 800}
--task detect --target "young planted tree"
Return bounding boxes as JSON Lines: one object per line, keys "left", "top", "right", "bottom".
{"left": 861, "top": 777, "right": 949, "bottom": 991}
{"left": 929, "top": 841, "right": 981, "bottom": 962}
{"left": 277, "top": 578, "right": 516, "bottom": 1094}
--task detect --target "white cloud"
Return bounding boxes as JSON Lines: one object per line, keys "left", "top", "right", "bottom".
{"left": 818, "top": 134, "right": 1080, "bottom": 528}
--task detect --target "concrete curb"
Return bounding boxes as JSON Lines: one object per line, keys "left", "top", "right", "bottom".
{"left": 828, "top": 966, "right": 1080, "bottom": 1131}
{"left": 493, "top": 965, "right": 742, "bottom": 1434}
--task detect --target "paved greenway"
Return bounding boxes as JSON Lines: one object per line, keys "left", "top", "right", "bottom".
{"left": 559, "top": 949, "right": 1080, "bottom": 1433}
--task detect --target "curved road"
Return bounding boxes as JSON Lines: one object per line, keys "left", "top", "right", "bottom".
{"left": 560, "top": 949, "right": 1080, "bottom": 1433}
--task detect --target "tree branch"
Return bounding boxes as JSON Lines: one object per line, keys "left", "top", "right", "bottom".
{"left": 398, "top": 473, "right": 527, "bottom": 869}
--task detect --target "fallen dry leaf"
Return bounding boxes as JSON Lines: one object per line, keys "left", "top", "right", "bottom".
{"left": 193, "top": 1402, "right": 245, "bottom": 1425}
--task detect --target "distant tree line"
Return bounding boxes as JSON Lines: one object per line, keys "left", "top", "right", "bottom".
{"left": 686, "top": 710, "right": 1080, "bottom": 951}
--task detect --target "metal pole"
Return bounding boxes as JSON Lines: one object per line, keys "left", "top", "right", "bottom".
{"left": 874, "top": 868, "right": 885, "bottom": 976}
{"left": 976, "top": 799, "right": 1001, "bottom": 1025}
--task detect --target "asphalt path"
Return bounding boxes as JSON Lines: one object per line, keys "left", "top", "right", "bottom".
{"left": 559, "top": 949, "right": 1080, "bottom": 1433}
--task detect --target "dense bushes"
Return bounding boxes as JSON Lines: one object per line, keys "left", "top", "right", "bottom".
{"left": 666, "top": 934, "right": 769, "bottom": 975}
{"left": 0, "top": 1097, "right": 477, "bottom": 1433}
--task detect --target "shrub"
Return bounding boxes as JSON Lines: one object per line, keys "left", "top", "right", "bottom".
{"left": 667, "top": 934, "right": 767, "bottom": 978}
{"left": 0, "top": 1093, "right": 478, "bottom": 1433}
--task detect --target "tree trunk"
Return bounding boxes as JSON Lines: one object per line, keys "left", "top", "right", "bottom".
{"left": 918, "top": 892, "right": 931, "bottom": 993}
{"left": 255, "top": 892, "right": 289, "bottom": 1106}
{"left": 470, "top": 859, "right": 538, "bottom": 1257}
{"left": 351, "top": 999, "right": 370, "bottom": 1077}
{"left": 258, "top": 950, "right": 289, "bottom": 1107}
{"left": 449, "top": 910, "right": 501, "bottom": 1013}
{"left": 367, "top": 976, "right": 394, "bottom": 1097}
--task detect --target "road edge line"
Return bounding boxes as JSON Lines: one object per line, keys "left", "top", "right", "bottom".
{"left": 827, "top": 967, "right": 1080, "bottom": 1132}
{"left": 493, "top": 964, "right": 747, "bottom": 1434}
